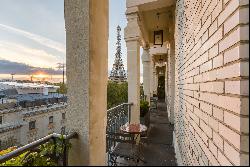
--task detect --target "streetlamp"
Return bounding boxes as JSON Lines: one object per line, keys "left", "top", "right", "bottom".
{"left": 57, "top": 63, "right": 65, "bottom": 84}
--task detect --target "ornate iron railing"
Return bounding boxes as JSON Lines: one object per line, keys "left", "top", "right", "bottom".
{"left": 106, "top": 103, "right": 133, "bottom": 133}
{"left": 106, "top": 103, "right": 133, "bottom": 152}
{"left": 0, "top": 132, "right": 78, "bottom": 166}
{"left": 150, "top": 97, "right": 158, "bottom": 110}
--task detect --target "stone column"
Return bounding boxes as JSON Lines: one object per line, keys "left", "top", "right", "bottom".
{"left": 151, "top": 66, "right": 156, "bottom": 96}
{"left": 142, "top": 48, "right": 151, "bottom": 103}
{"left": 65, "top": 0, "right": 108, "bottom": 165}
{"left": 126, "top": 40, "right": 140, "bottom": 123}
{"left": 165, "top": 62, "right": 168, "bottom": 104}
{"left": 125, "top": 12, "right": 141, "bottom": 124}
{"left": 150, "top": 60, "right": 155, "bottom": 96}
{"left": 155, "top": 72, "right": 159, "bottom": 95}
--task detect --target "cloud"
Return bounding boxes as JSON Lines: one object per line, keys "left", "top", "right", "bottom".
{"left": 0, "top": 41, "right": 62, "bottom": 68}
{"left": 0, "top": 59, "right": 62, "bottom": 75}
{"left": 0, "top": 24, "right": 65, "bottom": 53}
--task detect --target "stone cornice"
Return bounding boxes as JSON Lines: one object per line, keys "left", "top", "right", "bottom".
{"left": 0, "top": 122, "right": 22, "bottom": 134}
{"left": 0, "top": 107, "right": 21, "bottom": 114}
{"left": 23, "top": 103, "right": 67, "bottom": 118}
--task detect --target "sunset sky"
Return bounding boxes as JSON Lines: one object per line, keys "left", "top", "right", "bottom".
{"left": 0, "top": 0, "right": 143, "bottom": 82}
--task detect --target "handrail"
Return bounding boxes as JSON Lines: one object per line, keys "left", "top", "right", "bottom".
{"left": 107, "top": 103, "right": 133, "bottom": 112}
{"left": 0, "top": 132, "right": 78, "bottom": 164}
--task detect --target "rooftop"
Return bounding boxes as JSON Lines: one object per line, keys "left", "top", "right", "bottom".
{"left": 0, "top": 122, "right": 23, "bottom": 133}
{"left": 0, "top": 81, "right": 60, "bottom": 91}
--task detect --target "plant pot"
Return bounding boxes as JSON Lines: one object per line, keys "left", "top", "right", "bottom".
{"left": 140, "top": 116, "right": 145, "bottom": 125}
{"left": 140, "top": 111, "right": 150, "bottom": 128}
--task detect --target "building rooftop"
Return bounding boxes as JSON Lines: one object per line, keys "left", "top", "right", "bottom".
{"left": 11, "top": 93, "right": 65, "bottom": 103}
{"left": 0, "top": 122, "right": 23, "bottom": 133}
{"left": 0, "top": 82, "right": 60, "bottom": 89}
{"left": 22, "top": 102, "right": 67, "bottom": 117}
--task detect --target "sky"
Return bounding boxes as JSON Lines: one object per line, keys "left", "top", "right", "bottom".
{"left": 0, "top": 0, "right": 142, "bottom": 82}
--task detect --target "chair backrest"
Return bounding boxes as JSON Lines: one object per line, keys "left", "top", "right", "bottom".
{"left": 106, "top": 131, "right": 135, "bottom": 152}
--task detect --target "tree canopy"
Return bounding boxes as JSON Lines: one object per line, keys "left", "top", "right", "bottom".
{"left": 107, "top": 81, "right": 128, "bottom": 109}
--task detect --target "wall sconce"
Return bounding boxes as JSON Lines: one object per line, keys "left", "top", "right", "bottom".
{"left": 158, "top": 55, "right": 164, "bottom": 67}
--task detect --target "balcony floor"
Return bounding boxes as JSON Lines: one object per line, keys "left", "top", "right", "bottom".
{"left": 116, "top": 100, "right": 177, "bottom": 166}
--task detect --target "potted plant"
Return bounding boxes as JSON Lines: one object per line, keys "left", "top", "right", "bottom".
{"left": 140, "top": 100, "right": 150, "bottom": 128}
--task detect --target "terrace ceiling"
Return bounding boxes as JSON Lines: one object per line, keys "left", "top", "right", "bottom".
{"left": 137, "top": 0, "right": 176, "bottom": 46}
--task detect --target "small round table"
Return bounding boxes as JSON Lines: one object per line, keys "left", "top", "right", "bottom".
{"left": 120, "top": 123, "right": 147, "bottom": 134}
{"left": 120, "top": 122, "right": 147, "bottom": 164}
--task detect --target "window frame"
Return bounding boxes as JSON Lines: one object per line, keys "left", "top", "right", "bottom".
{"left": 0, "top": 115, "right": 2, "bottom": 124}
{"left": 62, "top": 113, "right": 66, "bottom": 120}
{"left": 49, "top": 116, "right": 54, "bottom": 124}
{"left": 29, "top": 121, "right": 36, "bottom": 130}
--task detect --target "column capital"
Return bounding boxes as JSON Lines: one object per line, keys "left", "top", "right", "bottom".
{"left": 124, "top": 11, "right": 141, "bottom": 43}
{"left": 125, "top": 6, "right": 139, "bottom": 16}
{"left": 142, "top": 43, "right": 150, "bottom": 50}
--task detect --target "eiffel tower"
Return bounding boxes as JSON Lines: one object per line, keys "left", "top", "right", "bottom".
{"left": 109, "top": 25, "right": 127, "bottom": 82}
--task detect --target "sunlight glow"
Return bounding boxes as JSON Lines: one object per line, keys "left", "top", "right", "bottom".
{"left": 33, "top": 73, "right": 48, "bottom": 79}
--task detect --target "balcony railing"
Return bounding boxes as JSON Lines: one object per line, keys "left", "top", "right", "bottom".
{"left": 106, "top": 103, "right": 133, "bottom": 133}
{"left": 106, "top": 103, "right": 133, "bottom": 149}
{"left": 0, "top": 132, "right": 78, "bottom": 166}
{"left": 150, "top": 97, "right": 158, "bottom": 110}
{"left": 1, "top": 103, "right": 132, "bottom": 166}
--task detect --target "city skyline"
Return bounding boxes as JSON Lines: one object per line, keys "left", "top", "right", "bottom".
{"left": 0, "top": 0, "right": 143, "bottom": 83}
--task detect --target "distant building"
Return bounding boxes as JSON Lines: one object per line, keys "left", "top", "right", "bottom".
{"left": 0, "top": 81, "right": 67, "bottom": 150}
{"left": 109, "top": 25, "right": 127, "bottom": 83}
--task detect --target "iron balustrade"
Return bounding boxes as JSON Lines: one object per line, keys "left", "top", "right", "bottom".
{"left": 107, "top": 103, "right": 133, "bottom": 134}
{"left": 150, "top": 97, "right": 158, "bottom": 110}
{"left": 0, "top": 132, "right": 78, "bottom": 166}
{"left": 106, "top": 103, "right": 133, "bottom": 150}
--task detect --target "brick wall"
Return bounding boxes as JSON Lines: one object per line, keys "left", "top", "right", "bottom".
{"left": 174, "top": 0, "right": 249, "bottom": 165}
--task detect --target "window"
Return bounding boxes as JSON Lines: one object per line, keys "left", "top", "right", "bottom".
{"left": 0, "top": 116, "right": 2, "bottom": 124}
{"left": 62, "top": 113, "right": 65, "bottom": 120}
{"left": 29, "top": 121, "right": 36, "bottom": 130}
{"left": 49, "top": 116, "right": 53, "bottom": 124}
{"left": 61, "top": 126, "right": 65, "bottom": 134}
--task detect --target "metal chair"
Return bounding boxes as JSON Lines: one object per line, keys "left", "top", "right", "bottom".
{"left": 106, "top": 132, "right": 140, "bottom": 166}
{"left": 150, "top": 97, "right": 158, "bottom": 111}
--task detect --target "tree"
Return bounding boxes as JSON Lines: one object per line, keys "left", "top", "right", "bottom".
{"left": 54, "top": 83, "right": 67, "bottom": 94}
{"left": 52, "top": 81, "right": 127, "bottom": 109}
{"left": 107, "top": 81, "right": 128, "bottom": 109}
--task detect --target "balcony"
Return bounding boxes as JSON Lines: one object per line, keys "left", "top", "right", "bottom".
{"left": 107, "top": 100, "right": 177, "bottom": 166}
{"left": 0, "top": 100, "right": 176, "bottom": 166}
{"left": 0, "top": 133, "right": 78, "bottom": 166}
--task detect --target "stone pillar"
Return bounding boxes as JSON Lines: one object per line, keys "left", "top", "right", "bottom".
{"left": 65, "top": 0, "right": 108, "bottom": 165}
{"left": 165, "top": 62, "right": 168, "bottom": 104}
{"left": 155, "top": 72, "right": 158, "bottom": 95}
{"left": 125, "top": 12, "right": 141, "bottom": 124}
{"left": 126, "top": 40, "right": 140, "bottom": 123}
{"left": 142, "top": 48, "right": 151, "bottom": 103}
{"left": 150, "top": 59, "right": 155, "bottom": 97}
